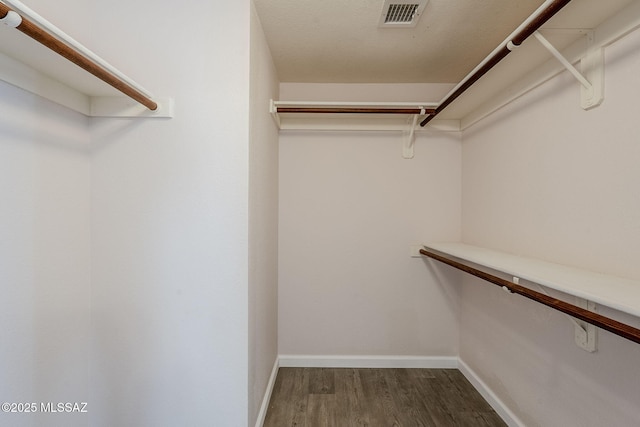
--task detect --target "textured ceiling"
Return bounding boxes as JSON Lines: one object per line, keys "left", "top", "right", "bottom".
{"left": 253, "top": 0, "right": 634, "bottom": 84}
{"left": 253, "top": 0, "right": 545, "bottom": 83}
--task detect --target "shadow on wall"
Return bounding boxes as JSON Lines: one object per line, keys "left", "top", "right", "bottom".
{"left": 0, "top": 82, "right": 90, "bottom": 153}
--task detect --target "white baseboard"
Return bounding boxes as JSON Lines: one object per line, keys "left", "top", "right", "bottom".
{"left": 278, "top": 354, "right": 459, "bottom": 369}
{"left": 254, "top": 357, "right": 280, "bottom": 427}
{"left": 458, "top": 359, "right": 524, "bottom": 427}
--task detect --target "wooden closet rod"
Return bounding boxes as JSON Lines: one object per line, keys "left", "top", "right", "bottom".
{"left": 419, "top": 248, "right": 640, "bottom": 346}
{"left": 276, "top": 107, "right": 437, "bottom": 115}
{"left": 420, "top": 0, "right": 572, "bottom": 127}
{"left": 0, "top": 3, "right": 158, "bottom": 111}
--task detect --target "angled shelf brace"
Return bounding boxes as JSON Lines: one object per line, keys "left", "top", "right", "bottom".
{"left": 518, "top": 277, "right": 598, "bottom": 352}
{"left": 0, "top": 0, "right": 173, "bottom": 117}
{"left": 533, "top": 31, "right": 604, "bottom": 109}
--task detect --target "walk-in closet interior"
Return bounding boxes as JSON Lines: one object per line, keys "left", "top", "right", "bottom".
{"left": 1, "top": 0, "right": 639, "bottom": 425}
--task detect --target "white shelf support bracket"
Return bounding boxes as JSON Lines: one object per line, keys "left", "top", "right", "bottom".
{"left": 574, "top": 298, "right": 598, "bottom": 353}
{"left": 269, "top": 99, "right": 282, "bottom": 129}
{"left": 533, "top": 31, "right": 603, "bottom": 110}
{"left": 581, "top": 31, "right": 605, "bottom": 110}
{"left": 533, "top": 282, "right": 597, "bottom": 352}
{"left": 402, "top": 108, "right": 424, "bottom": 159}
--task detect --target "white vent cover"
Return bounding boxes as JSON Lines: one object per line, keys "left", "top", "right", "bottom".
{"left": 379, "top": 0, "right": 428, "bottom": 28}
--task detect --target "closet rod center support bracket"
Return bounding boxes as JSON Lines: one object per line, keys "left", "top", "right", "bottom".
{"left": 402, "top": 108, "right": 425, "bottom": 159}
{"left": 0, "top": 10, "right": 22, "bottom": 27}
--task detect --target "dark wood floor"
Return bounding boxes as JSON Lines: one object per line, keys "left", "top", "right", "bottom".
{"left": 263, "top": 368, "right": 506, "bottom": 427}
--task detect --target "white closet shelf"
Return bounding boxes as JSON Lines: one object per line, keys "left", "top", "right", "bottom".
{"left": 423, "top": 242, "right": 640, "bottom": 319}
{"left": 0, "top": 0, "right": 173, "bottom": 117}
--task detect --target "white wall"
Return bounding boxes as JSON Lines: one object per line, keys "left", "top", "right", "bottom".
{"left": 459, "top": 27, "right": 640, "bottom": 426}
{"left": 0, "top": 81, "right": 90, "bottom": 427}
{"left": 1, "top": 1, "right": 275, "bottom": 425}
{"left": 249, "top": 2, "right": 279, "bottom": 425}
{"left": 88, "top": 1, "right": 251, "bottom": 426}
{"left": 278, "top": 84, "right": 462, "bottom": 357}
{"left": 1, "top": 1, "right": 264, "bottom": 425}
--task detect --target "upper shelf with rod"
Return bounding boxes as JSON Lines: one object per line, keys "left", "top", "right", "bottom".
{"left": 0, "top": 0, "right": 173, "bottom": 117}
{"left": 270, "top": 0, "right": 640, "bottom": 133}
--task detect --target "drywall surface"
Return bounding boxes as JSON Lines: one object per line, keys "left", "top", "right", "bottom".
{"left": 460, "top": 27, "right": 640, "bottom": 426}
{"left": 249, "top": 3, "right": 279, "bottom": 425}
{"left": 279, "top": 127, "right": 462, "bottom": 356}
{"left": 280, "top": 83, "right": 455, "bottom": 103}
{"left": 89, "top": 1, "right": 251, "bottom": 426}
{"left": 0, "top": 81, "right": 90, "bottom": 427}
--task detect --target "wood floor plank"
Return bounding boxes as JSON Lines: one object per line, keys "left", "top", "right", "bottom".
{"left": 385, "top": 368, "right": 436, "bottom": 426}
{"left": 308, "top": 368, "right": 335, "bottom": 394}
{"left": 307, "top": 394, "right": 337, "bottom": 427}
{"left": 406, "top": 367, "right": 437, "bottom": 380}
{"left": 434, "top": 369, "right": 473, "bottom": 414}
{"left": 479, "top": 411, "right": 509, "bottom": 426}
{"left": 263, "top": 367, "right": 506, "bottom": 427}
{"left": 414, "top": 373, "right": 460, "bottom": 426}
{"left": 262, "top": 367, "right": 292, "bottom": 426}
{"left": 445, "top": 369, "right": 494, "bottom": 413}
{"left": 334, "top": 368, "right": 371, "bottom": 426}
{"left": 453, "top": 411, "right": 497, "bottom": 427}
{"left": 263, "top": 368, "right": 309, "bottom": 427}
{"left": 358, "top": 368, "right": 403, "bottom": 426}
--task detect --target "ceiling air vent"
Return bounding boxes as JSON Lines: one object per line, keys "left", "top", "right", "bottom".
{"left": 379, "top": 0, "right": 428, "bottom": 28}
